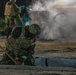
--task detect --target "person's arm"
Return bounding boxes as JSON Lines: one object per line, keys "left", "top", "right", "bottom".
{"left": 18, "top": 14, "right": 25, "bottom": 27}
{"left": 13, "top": 4, "right": 21, "bottom": 15}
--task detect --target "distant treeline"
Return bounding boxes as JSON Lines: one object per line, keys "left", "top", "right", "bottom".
{"left": 0, "top": 0, "right": 32, "bottom": 17}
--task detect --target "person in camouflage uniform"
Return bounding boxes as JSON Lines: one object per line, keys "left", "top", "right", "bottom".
{"left": 4, "top": 0, "right": 20, "bottom": 28}
{"left": 0, "top": 0, "right": 41, "bottom": 65}
{"left": 4, "top": 0, "right": 21, "bottom": 38}
{"left": 0, "top": 26, "right": 36, "bottom": 65}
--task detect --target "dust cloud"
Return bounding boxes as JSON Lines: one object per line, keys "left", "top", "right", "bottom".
{"left": 30, "top": 0, "right": 76, "bottom": 41}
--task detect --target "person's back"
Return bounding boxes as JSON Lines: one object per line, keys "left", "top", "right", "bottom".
{"left": 4, "top": 0, "right": 20, "bottom": 29}
{"left": 4, "top": 0, "right": 19, "bottom": 16}
{"left": 4, "top": 1, "right": 13, "bottom": 16}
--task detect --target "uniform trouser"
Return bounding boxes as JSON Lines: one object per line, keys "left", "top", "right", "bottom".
{"left": 5, "top": 16, "right": 16, "bottom": 28}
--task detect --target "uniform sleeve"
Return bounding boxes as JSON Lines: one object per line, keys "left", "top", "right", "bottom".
{"left": 13, "top": 4, "right": 21, "bottom": 14}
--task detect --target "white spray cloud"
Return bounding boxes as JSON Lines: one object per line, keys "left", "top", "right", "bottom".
{"left": 59, "top": 0, "right": 76, "bottom": 6}
{"left": 32, "top": 1, "right": 45, "bottom": 11}
{"left": 30, "top": 0, "right": 76, "bottom": 41}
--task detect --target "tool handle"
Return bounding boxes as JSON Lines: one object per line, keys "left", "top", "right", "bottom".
{"left": 0, "top": 46, "right": 19, "bottom": 65}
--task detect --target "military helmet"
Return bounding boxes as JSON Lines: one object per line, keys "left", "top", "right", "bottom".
{"left": 28, "top": 24, "right": 41, "bottom": 35}
{"left": 25, "top": 24, "right": 41, "bottom": 38}
{"left": 12, "top": 24, "right": 41, "bottom": 39}
{"left": 12, "top": 27, "right": 22, "bottom": 39}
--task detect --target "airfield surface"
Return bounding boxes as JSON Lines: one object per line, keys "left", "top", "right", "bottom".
{"left": 0, "top": 39, "right": 76, "bottom": 75}
{"left": 0, "top": 39, "right": 76, "bottom": 58}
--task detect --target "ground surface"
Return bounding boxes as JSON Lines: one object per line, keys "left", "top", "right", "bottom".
{"left": 0, "top": 39, "right": 76, "bottom": 75}
{"left": 0, "top": 65, "right": 76, "bottom": 75}
{"left": 0, "top": 39, "right": 76, "bottom": 58}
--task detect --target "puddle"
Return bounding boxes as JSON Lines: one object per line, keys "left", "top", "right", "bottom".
{"left": 35, "top": 57, "right": 76, "bottom": 68}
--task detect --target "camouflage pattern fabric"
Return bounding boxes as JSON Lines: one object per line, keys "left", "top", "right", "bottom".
{"left": 0, "top": 27, "right": 35, "bottom": 65}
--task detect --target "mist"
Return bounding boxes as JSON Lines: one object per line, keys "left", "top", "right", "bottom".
{"left": 30, "top": 0, "right": 76, "bottom": 41}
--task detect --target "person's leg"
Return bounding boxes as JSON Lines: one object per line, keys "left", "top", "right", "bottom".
{"left": 0, "top": 54, "right": 14, "bottom": 65}
{"left": 24, "top": 56, "right": 35, "bottom": 66}
{"left": 5, "top": 16, "right": 10, "bottom": 27}
{"left": 9, "top": 16, "right": 16, "bottom": 27}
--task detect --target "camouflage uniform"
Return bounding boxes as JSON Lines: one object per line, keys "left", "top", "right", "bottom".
{"left": 4, "top": 0, "right": 20, "bottom": 27}
{"left": 0, "top": 27, "right": 35, "bottom": 65}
